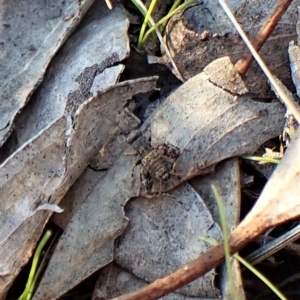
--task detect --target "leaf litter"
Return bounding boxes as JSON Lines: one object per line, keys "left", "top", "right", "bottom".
{"left": 1, "top": 0, "right": 298, "bottom": 300}
{"left": 33, "top": 54, "right": 285, "bottom": 299}
{"left": 107, "top": 1, "right": 300, "bottom": 299}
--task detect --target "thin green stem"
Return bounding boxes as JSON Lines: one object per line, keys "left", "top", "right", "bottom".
{"left": 130, "top": 0, "right": 157, "bottom": 43}
{"left": 142, "top": 0, "right": 196, "bottom": 45}
{"left": 235, "top": 254, "right": 287, "bottom": 300}
{"left": 170, "top": 0, "right": 182, "bottom": 13}
{"left": 26, "top": 230, "right": 59, "bottom": 299}
{"left": 212, "top": 185, "right": 239, "bottom": 300}
{"left": 18, "top": 230, "right": 53, "bottom": 300}
{"left": 243, "top": 156, "right": 280, "bottom": 164}
{"left": 162, "top": 0, "right": 182, "bottom": 27}
{"left": 138, "top": 0, "right": 158, "bottom": 49}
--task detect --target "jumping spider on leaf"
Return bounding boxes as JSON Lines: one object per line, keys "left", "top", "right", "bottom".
{"left": 129, "top": 143, "right": 180, "bottom": 196}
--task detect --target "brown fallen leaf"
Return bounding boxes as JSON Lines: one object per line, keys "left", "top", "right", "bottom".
{"left": 164, "top": 0, "right": 298, "bottom": 96}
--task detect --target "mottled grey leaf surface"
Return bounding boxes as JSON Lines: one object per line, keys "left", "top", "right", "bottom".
{"left": 0, "top": 0, "right": 95, "bottom": 146}
{"left": 138, "top": 57, "right": 285, "bottom": 195}
{"left": 115, "top": 184, "right": 222, "bottom": 298}
{"left": 3, "top": 1, "right": 129, "bottom": 158}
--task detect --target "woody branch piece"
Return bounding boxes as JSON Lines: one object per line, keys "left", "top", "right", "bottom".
{"left": 234, "top": 0, "right": 293, "bottom": 76}
{"left": 111, "top": 220, "right": 265, "bottom": 300}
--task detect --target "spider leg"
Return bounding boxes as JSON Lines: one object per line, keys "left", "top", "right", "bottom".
{"left": 131, "top": 158, "right": 142, "bottom": 178}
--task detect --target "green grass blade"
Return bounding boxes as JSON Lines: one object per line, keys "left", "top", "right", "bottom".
{"left": 235, "top": 254, "right": 287, "bottom": 300}
{"left": 18, "top": 230, "right": 53, "bottom": 300}
{"left": 211, "top": 184, "right": 239, "bottom": 300}
{"left": 142, "top": 0, "right": 196, "bottom": 45}
{"left": 243, "top": 156, "right": 280, "bottom": 164}
{"left": 26, "top": 230, "right": 59, "bottom": 299}
{"left": 130, "top": 0, "right": 158, "bottom": 44}
{"left": 137, "top": 0, "right": 158, "bottom": 49}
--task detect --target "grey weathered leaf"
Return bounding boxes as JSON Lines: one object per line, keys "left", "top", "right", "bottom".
{"left": 137, "top": 57, "right": 285, "bottom": 195}
{"left": 32, "top": 154, "right": 135, "bottom": 300}
{"left": 115, "top": 184, "right": 222, "bottom": 298}
{"left": 191, "top": 158, "right": 246, "bottom": 300}
{"left": 0, "top": 76, "right": 157, "bottom": 297}
{"left": 3, "top": 1, "right": 129, "bottom": 158}
{"left": 0, "top": 117, "right": 66, "bottom": 297}
{"left": 0, "top": 0, "right": 95, "bottom": 146}
{"left": 93, "top": 159, "right": 245, "bottom": 300}
{"left": 35, "top": 56, "right": 284, "bottom": 300}
{"left": 289, "top": 40, "right": 300, "bottom": 98}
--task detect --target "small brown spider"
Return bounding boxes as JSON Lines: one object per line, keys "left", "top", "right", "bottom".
{"left": 131, "top": 143, "right": 180, "bottom": 195}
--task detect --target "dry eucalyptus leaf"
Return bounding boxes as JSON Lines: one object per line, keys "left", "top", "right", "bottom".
{"left": 0, "top": 77, "right": 157, "bottom": 297}
{"left": 92, "top": 263, "right": 207, "bottom": 300}
{"left": 164, "top": 0, "right": 298, "bottom": 96}
{"left": 0, "top": 0, "right": 95, "bottom": 147}
{"left": 0, "top": 118, "right": 66, "bottom": 297}
{"left": 191, "top": 159, "right": 241, "bottom": 230}
{"left": 51, "top": 167, "right": 106, "bottom": 230}
{"left": 35, "top": 156, "right": 222, "bottom": 300}
{"left": 232, "top": 128, "right": 300, "bottom": 238}
{"left": 52, "top": 94, "right": 150, "bottom": 229}
{"left": 32, "top": 154, "right": 136, "bottom": 300}
{"left": 35, "top": 57, "right": 284, "bottom": 300}
{"left": 137, "top": 57, "right": 285, "bottom": 195}
{"left": 115, "top": 184, "right": 222, "bottom": 298}
{"left": 3, "top": 1, "right": 129, "bottom": 158}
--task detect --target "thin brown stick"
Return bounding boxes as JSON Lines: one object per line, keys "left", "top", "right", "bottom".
{"left": 112, "top": 243, "right": 226, "bottom": 300}
{"left": 111, "top": 221, "right": 267, "bottom": 300}
{"left": 110, "top": 1, "right": 294, "bottom": 299}
{"left": 235, "top": 0, "right": 293, "bottom": 76}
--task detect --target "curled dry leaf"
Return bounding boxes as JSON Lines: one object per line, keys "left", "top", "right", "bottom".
{"left": 0, "top": 0, "right": 95, "bottom": 147}
{"left": 35, "top": 56, "right": 285, "bottom": 300}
